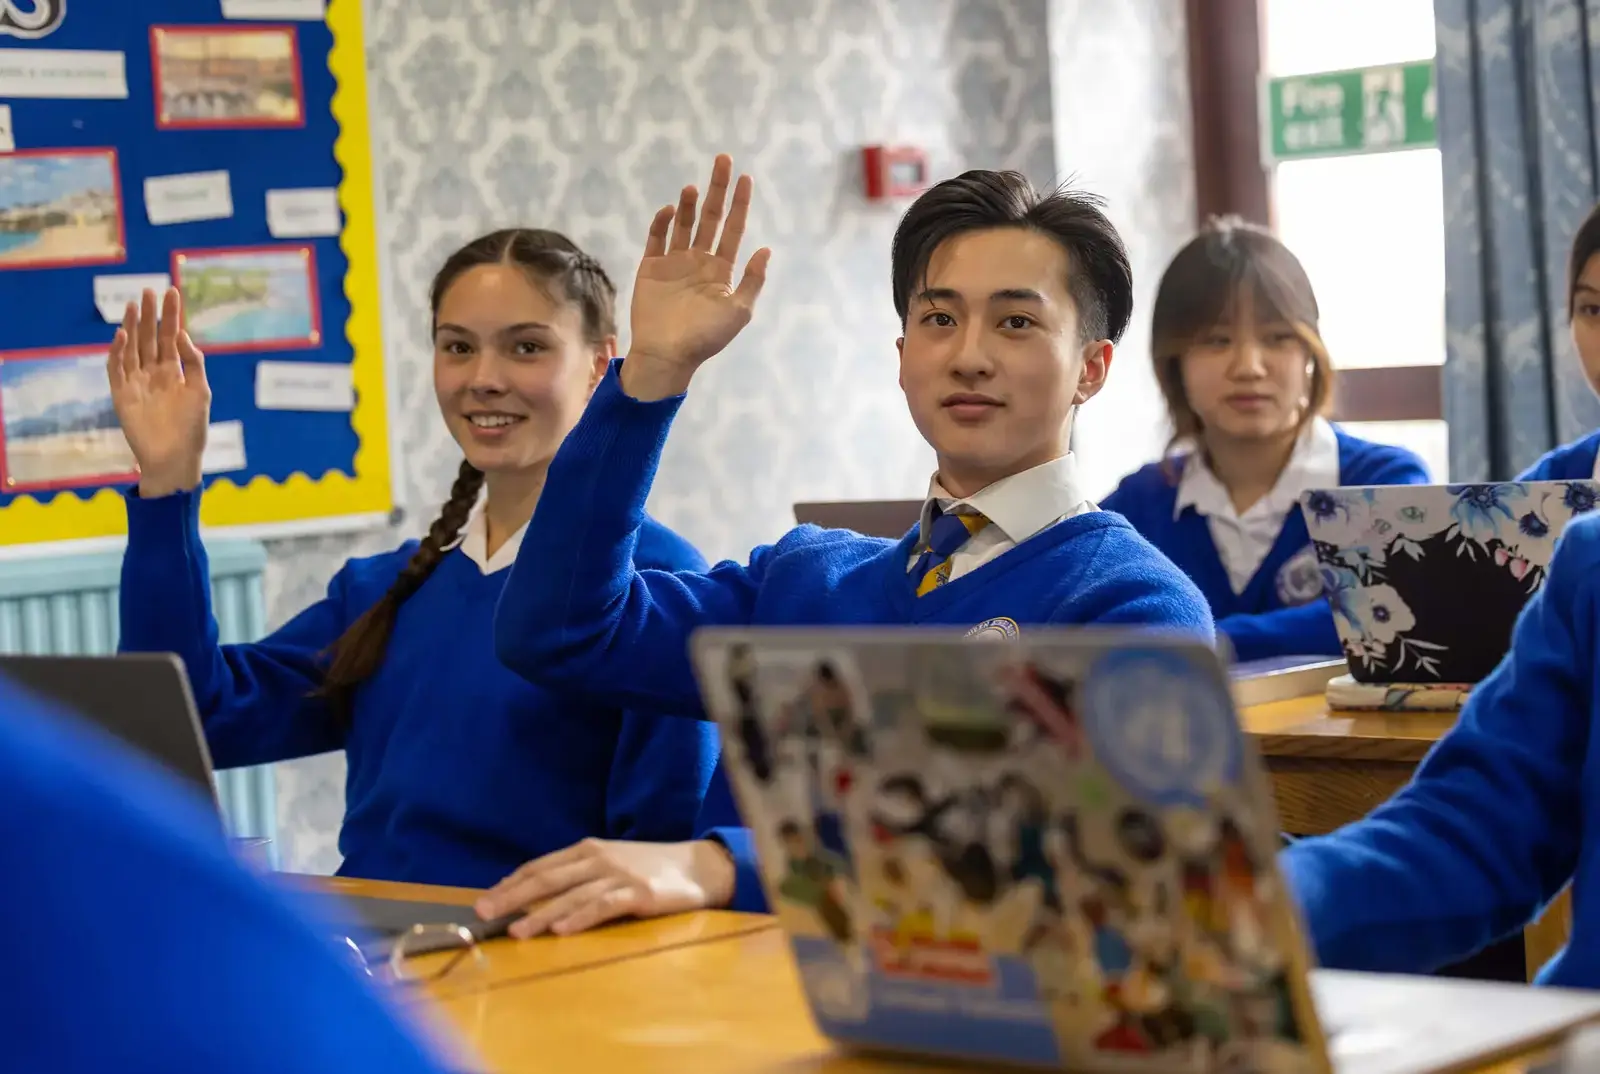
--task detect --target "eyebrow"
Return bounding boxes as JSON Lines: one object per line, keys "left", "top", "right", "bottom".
{"left": 434, "top": 321, "right": 552, "bottom": 335}
{"left": 1577, "top": 282, "right": 1599, "bottom": 295}
{"left": 914, "top": 287, "right": 1047, "bottom": 306}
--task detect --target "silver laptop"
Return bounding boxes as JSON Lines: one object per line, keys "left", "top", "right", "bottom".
{"left": 689, "top": 627, "right": 1600, "bottom": 1074}
{"left": 0, "top": 653, "right": 501, "bottom": 952}
{"left": 1299, "top": 480, "right": 1600, "bottom": 685}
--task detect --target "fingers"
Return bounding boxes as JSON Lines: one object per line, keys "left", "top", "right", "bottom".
{"left": 157, "top": 287, "right": 181, "bottom": 371}
{"left": 476, "top": 843, "right": 602, "bottom": 920}
{"left": 714, "top": 173, "right": 754, "bottom": 264}
{"left": 668, "top": 184, "right": 697, "bottom": 253}
{"left": 137, "top": 288, "right": 159, "bottom": 371}
{"left": 176, "top": 330, "right": 207, "bottom": 389}
{"left": 642, "top": 204, "right": 675, "bottom": 259}
{"left": 549, "top": 884, "right": 639, "bottom": 937}
{"left": 512, "top": 877, "right": 638, "bottom": 939}
{"left": 107, "top": 328, "right": 128, "bottom": 390}
{"left": 691, "top": 154, "right": 732, "bottom": 252}
{"left": 733, "top": 247, "right": 772, "bottom": 310}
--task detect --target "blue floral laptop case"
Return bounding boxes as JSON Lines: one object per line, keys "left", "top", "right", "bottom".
{"left": 1300, "top": 481, "right": 1600, "bottom": 684}
{"left": 690, "top": 628, "right": 1330, "bottom": 1074}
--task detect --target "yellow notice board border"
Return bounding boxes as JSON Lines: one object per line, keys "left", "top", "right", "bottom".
{"left": 0, "top": 0, "right": 392, "bottom": 546}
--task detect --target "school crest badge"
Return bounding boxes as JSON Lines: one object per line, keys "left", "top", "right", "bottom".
{"left": 1275, "top": 545, "right": 1325, "bottom": 606}
{"left": 965, "top": 617, "right": 1020, "bottom": 641}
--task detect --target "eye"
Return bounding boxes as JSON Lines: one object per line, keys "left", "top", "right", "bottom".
{"left": 922, "top": 311, "right": 956, "bottom": 328}
{"left": 1267, "top": 331, "right": 1299, "bottom": 346}
{"left": 1579, "top": 302, "right": 1600, "bottom": 318}
{"left": 1001, "top": 314, "right": 1034, "bottom": 331}
{"left": 512, "top": 339, "right": 545, "bottom": 356}
{"left": 439, "top": 339, "right": 472, "bottom": 356}
{"left": 1201, "top": 332, "right": 1231, "bottom": 348}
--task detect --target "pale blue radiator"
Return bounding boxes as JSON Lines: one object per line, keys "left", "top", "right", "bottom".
{"left": 0, "top": 541, "right": 277, "bottom": 849}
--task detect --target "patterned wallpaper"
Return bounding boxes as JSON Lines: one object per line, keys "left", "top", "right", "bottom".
{"left": 266, "top": 0, "right": 1195, "bottom": 873}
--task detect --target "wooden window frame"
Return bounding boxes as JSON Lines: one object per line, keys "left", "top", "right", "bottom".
{"left": 1184, "top": 0, "right": 1443, "bottom": 424}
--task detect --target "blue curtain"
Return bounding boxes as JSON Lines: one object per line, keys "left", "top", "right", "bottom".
{"left": 1437, "top": 0, "right": 1600, "bottom": 480}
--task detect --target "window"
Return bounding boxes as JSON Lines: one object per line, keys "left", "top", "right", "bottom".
{"left": 1263, "top": 0, "right": 1449, "bottom": 480}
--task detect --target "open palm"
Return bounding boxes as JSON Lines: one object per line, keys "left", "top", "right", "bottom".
{"left": 107, "top": 287, "right": 211, "bottom": 497}
{"left": 627, "top": 154, "right": 771, "bottom": 386}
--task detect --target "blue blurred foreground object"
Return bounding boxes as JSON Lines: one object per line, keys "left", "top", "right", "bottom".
{"left": 0, "top": 673, "right": 456, "bottom": 1074}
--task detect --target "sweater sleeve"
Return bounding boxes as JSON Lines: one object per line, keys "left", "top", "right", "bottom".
{"left": 1218, "top": 601, "right": 1342, "bottom": 661}
{"left": 695, "top": 765, "right": 769, "bottom": 913}
{"left": 1280, "top": 520, "right": 1596, "bottom": 974}
{"left": 118, "top": 489, "right": 355, "bottom": 768}
{"left": 495, "top": 360, "right": 770, "bottom": 714}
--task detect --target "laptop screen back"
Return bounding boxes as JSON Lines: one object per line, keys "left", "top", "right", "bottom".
{"left": 0, "top": 653, "right": 218, "bottom": 805}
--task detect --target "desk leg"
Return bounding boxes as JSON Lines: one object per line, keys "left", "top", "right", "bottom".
{"left": 1525, "top": 890, "right": 1573, "bottom": 982}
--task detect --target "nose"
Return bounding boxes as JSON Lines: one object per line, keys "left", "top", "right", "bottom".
{"left": 948, "top": 321, "right": 995, "bottom": 381}
{"left": 1227, "top": 338, "right": 1268, "bottom": 380}
{"left": 466, "top": 349, "right": 511, "bottom": 395}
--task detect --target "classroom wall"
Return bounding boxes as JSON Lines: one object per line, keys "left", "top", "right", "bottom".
{"left": 264, "top": 0, "right": 1193, "bottom": 873}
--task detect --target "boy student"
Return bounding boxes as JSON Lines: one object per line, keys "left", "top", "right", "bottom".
{"left": 477, "top": 155, "right": 1212, "bottom": 936}
{"left": 1, "top": 677, "right": 454, "bottom": 1073}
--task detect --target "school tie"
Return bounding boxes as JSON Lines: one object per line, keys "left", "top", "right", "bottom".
{"left": 909, "top": 507, "right": 990, "bottom": 596}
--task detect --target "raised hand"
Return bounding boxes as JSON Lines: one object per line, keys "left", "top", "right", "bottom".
{"left": 106, "top": 287, "right": 211, "bottom": 499}
{"left": 620, "top": 153, "right": 772, "bottom": 401}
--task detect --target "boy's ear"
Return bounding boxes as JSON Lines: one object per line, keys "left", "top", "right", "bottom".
{"left": 1073, "top": 340, "right": 1113, "bottom": 405}
{"left": 896, "top": 336, "right": 906, "bottom": 390}
{"left": 589, "top": 334, "right": 618, "bottom": 389}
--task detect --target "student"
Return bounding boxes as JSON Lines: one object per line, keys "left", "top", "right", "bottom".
{"left": 108, "top": 229, "right": 717, "bottom": 891}
{"left": 476, "top": 154, "right": 1213, "bottom": 935}
{"left": 1278, "top": 508, "right": 1600, "bottom": 987}
{"left": 1, "top": 675, "right": 454, "bottom": 1073}
{"left": 1519, "top": 201, "right": 1600, "bottom": 480}
{"left": 1101, "top": 219, "right": 1429, "bottom": 661}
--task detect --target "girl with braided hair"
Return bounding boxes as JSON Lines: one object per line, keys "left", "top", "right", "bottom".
{"left": 107, "top": 229, "right": 717, "bottom": 892}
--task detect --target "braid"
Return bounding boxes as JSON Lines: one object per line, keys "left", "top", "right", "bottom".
{"left": 318, "top": 460, "right": 485, "bottom": 726}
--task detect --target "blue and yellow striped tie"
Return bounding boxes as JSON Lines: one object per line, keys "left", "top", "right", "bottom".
{"left": 909, "top": 508, "right": 990, "bottom": 596}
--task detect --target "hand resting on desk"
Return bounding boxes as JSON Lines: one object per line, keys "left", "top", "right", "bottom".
{"left": 476, "top": 837, "right": 737, "bottom": 938}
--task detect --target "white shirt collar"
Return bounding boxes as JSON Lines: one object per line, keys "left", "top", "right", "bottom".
{"left": 1173, "top": 417, "right": 1341, "bottom": 522}
{"left": 919, "top": 453, "right": 1088, "bottom": 545}
{"left": 451, "top": 495, "right": 525, "bottom": 575}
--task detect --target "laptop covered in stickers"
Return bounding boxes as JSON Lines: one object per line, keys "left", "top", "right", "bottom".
{"left": 1298, "top": 480, "right": 1600, "bottom": 685}
{"left": 689, "top": 627, "right": 1600, "bottom": 1074}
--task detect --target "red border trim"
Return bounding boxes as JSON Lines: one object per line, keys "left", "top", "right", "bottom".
{"left": 0, "top": 147, "right": 127, "bottom": 272}
{"left": 170, "top": 243, "right": 323, "bottom": 355}
{"left": 0, "top": 344, "right": 140, "bottom": 494}
{"left": 150, "top": 24, "right": 308, "bottom": 131}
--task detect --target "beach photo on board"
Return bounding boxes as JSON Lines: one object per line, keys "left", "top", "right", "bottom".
{"left": 0, "top": 349, "right": 136, "bottom": 492}
{"left": 0, "top": 149, "right": 125, "bottom": 271}
{"left": 152, "top": 25, "right": 304, "bottom": 128}
{"left": 175, "top": 245, "right": 320, "bottom": 352}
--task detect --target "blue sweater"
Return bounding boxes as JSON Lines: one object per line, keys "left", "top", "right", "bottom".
{"left": 118, "top": 488, "right": 718, "bottom": 888}
{"left": 1519, "top": 429, "right": 1600, "bottom": 481}
{"left": 1100, "top": 429, "right": 1429, "bottom": 661}
{"left": 0, "top": 674, "right": 450, "bottom": 1074}
{"left": 1281, "top": 512, "right": 1600, "bottom": 986}
{"left": 495, "top": 360, "right": 1215, "bottom": 912}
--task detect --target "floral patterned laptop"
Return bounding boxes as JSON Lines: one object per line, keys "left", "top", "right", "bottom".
{"left": 691, "top": 628, "right": 1329, "bottom": 1074}
{"left": 1299, "top": 481, "right": 1600, "bottom": 684}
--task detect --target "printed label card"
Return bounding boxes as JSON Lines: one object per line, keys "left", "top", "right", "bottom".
{"left": 202, "top": 420, "right": 247, "bottom": 474}
{"left": 221, "top": 0, "right": 328, "bottom": 19}
{"left": 255, "top": 360, "right": 353, "bottom": 411}
{"left": 265, "top": 188, "right": 340, "bottom": 238}
{"left": 0, "top": 49, "right": 127, "bottom": 99}
{"left": 94, "top": 273, "right": 173, "bottom": 323}
{"left": 0, "top": 104, "right": 12, "bottom": 152}
{"left": 144, "top": 171, "right": 234, "bottom": 226}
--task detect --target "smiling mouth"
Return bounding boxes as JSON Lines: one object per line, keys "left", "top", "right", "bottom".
{"left": 467, "top": 414, "right": 524, "bottom": 428}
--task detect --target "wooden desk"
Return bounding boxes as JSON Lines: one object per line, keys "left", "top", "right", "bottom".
{"left": 1237, "top": 697, "right": 1572, "bottom": 982}
{"left": 423, "top": 924, "right": 1583, "bottom": 1074}
{"left": 274, "top": 875, "right": 778, "bottom": 994}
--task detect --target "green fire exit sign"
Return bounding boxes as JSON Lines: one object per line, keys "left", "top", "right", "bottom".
{"left": 1263, "top": 60, "right": 1437, "bottom": 163}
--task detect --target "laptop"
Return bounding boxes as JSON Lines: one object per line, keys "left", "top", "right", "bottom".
{"left": 689, "top": 627, "right": 1600, "bottom": 1073}
{"left": 0, "top": 653, "right": 510, "bottom": 955}
{"left": 794, "top": 500, "right": 923, "bottom": 539}
{"left": 1299, "top": 481, "right": 1600, "bottom": 684}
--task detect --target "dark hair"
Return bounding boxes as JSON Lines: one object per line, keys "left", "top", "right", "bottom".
{"left": 1151, "top": 216, "right": 1333, "bottom": 459}
{"left": 1569, "top": 201, "right": 1600, "bottom": 319}
{"left": 317, "top": 228, "right": 617, "bottom": 723}
{"left": 890, "top": 169, "right": 1133, "bottom": 344}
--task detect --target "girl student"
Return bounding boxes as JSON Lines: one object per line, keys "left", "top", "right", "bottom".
{"left": 107, "top": 229, "right": 718, "bottom": 890}
{"left": 1519, "top": 200, "right": 1600, "bottom": 480}
{"left": 1100, "top": 218, "right": 1430, "bottom": 662}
